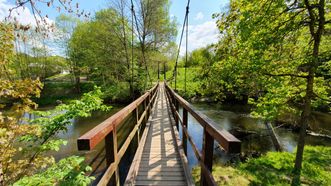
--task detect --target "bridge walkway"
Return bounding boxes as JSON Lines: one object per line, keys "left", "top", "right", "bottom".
{"left": 125, "top": 83, "right": 193, "bottom": 186}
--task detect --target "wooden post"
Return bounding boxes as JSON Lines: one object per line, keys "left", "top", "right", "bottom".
{"left": 183, "top": 108, "right": 188, "bottom": 155}
{"left": 157, "top": 61, "right": 160, "bottom": 81}
{"left": 136, "top": 108, "right": 140, "bottom": 144}
{"left": 105, "top": 127, "right": 120, "bottom": 186}
{"left": 175, "top": 100, "right": 179, "bottom": 129}
{"left": 201, "top": 129, "right": 214, "bottom": 186}
{"left": 144, "top": 99, "right": 147, "bottom": 124}
{"left": 148, "top": 94, "right": 151, "bottom": 116}
{"left": 164, "top": 61, "right": 166, "bottom": 80}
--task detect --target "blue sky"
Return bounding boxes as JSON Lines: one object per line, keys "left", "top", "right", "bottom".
{"left": 0, "top": 0, "right": 229, "bottom": 55}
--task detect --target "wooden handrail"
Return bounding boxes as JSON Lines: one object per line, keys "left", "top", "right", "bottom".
{"left": 165, "top": 83, "right": 241, "bottom": 186}
{"left": 77, "top": 83, "right": 159, "bottom": 186}
{"left": 77, "top": 83, "right": 159, "bottom": 150}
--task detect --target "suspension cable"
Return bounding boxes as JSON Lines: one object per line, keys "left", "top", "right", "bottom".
{"left": 131, "top": 2, "right": 134, "bottom": 99}
{"left": 184, "top": 5, "right": 189, "bottom": 93}
{"left": 173, "top": 0, "right": 191, "bottom": 91}
{"left": 130, "top": 0, "right": 152, "bottom": 90}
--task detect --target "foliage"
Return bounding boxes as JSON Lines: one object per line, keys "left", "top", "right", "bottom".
{"left": 240, "top": 146, "right": 331, "bottom": 185}
{"left": 209, "top": 0, "right": 331, "bottom": 120}
{"left": 35, "top": 81, "right": 94, "bottom": 106}
{"left": 0, "top": 23, "right": 14, "bottom": 78}
{"left": 68, "top": 9, "right": 131, "bottom": 88}
{"left": 191, "top": 146, "right": 331, "bottom": 186}
{"left": 192, "top": 165, "right": 251, "bottom": 186}
{"left": 14, "top": 156, "right": 94, "bottom": 186}
{"left": 167, "top": 67, "right": 201, "bottom": 98}
{"left": 1, "top": 85, "right": 110, "bottom": 185}
{"left": 13, "top": 53, "right": 69, "bottom": 80}
{"left": 212, "top": 1, "right": 331, "bottom": 183}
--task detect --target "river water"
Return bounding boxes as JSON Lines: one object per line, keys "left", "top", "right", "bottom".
{"left": 22, "top": 102, "right": 331, "bottom": 178}
{"left": 183, "top": 103, "right": 331, "bottom": 168}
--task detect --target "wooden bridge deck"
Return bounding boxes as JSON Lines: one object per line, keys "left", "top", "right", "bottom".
{"left": 78, "top": 82, "right": 240, "bottom": 186}
{"left": 125, "top": 83, "right": 193, "bottom": 186}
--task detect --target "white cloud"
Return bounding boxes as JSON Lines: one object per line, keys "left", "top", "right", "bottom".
{"left": 194, "top": 12, "right": 204, "bottom": 20}
{"left": 179, "top": 21, "right": 219, "bottom": 55}
{"left": 0, "top": 0, "right": 60, "bottom": 55}
{"left": 0, "top": 0, "right": 54, "bottom": 29}
{"left": 0, "top": 0, "right": 37, "bottom": 26}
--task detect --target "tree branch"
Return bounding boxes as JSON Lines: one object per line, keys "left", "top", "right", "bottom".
{"left": 313, "top": 93, "right": 331, "bottom": 102}
{"left": 264, "top": 73, "right": 308, "bottom": 78}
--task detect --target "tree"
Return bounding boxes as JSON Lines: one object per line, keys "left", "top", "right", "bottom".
{"left": 55, "top": 14, "right": 80, "bottom": 85}
{"left": 214, "top": 0, "right": 330, "bottom": 184}
{"left": 68, "top": 9, "right": 131, "bottom": 92}
{"left": 1, "top": 22, "right": 109, "bottom": 185}
{"left": 131, "top": 0, "right": 177, "bottom": 89}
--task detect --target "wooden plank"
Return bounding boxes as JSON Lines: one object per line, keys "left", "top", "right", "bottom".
{"left": 135, "top": 180, "right": 187, "bottom": 186}
{"left": 201, "top": 129, "right": 214, "bottom": 186}
{"left": 136, "top": 175, "right": 185, "bottom": 181}
{"left": 183, "top": 108, "right": 188, "bottom": 155}
{"left": 165, "top": 94, "right": 195, "bottom": 186}
{"left": 124, "top": 87, "right": 160, "bottom": 185}
{"left": 126, "top": 83, "right": 191, "bottom": 186}
{"left": 137, "top": 171, "right": 184, "bottom": 176}
{"left": 138, "top": 166, "right": 184, "bottom": 172}
{"left": 102, "top": 126, "right": 119, "bottom": 186}
{"left": 97, "top": 162, "right": 117, "bottom": 186}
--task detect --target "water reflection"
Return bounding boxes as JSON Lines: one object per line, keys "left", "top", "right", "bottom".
{"left": 181, "top": 103, "right": 331, "bottom": 168}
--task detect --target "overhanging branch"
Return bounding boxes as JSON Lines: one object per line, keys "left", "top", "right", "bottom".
{"left": 264, "top": 73, "right": 308, "bottom": 78}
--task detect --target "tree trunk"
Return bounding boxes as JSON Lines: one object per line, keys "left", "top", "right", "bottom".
{"left": 291, "top": 72, "right": 313, "bottom": 185}
{"left": 265, "top": 122, "right": 282, "bottom": 152}
{"left": 292, "top": 0, "right": 325, "bottom": 185}
{"left": 75, "top": 76, "right": 80, "bottom": 93}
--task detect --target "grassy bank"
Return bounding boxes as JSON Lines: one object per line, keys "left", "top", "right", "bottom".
{"left": 35, "top": 81, "right": 132, "bottom": 106}
{"left": 165, "top": 67, "right": 201, "bottom": 98}
{"left": 192, "top": 146, "right": 331, "bottom": 186}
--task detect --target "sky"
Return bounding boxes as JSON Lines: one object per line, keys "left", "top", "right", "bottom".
{"left": 0, "top": 0, "right": 229, "bottom": 55}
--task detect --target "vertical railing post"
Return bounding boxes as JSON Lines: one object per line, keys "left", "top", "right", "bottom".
{"left": 164, "top": 61, "right": 166, "bottom": 80}
{"left": 201, "top": 129, "right": 214, "bottom": 186}
{"left": 175, "top": 100, "right": 179, "bottom": 129}
{"left": 182, "top": 108, "right": 188, "bottom": 155}
{"left": 105, "top": 126, "right": 120, "bottom": 186}
{"left": 148, "top": 93, "right": 151, "bottom": 117}
{"left": 136, "top": 108, "right": 140, "bottom": 144}
{"left": 144, "top": 99, "right": 147, "bottom": 124}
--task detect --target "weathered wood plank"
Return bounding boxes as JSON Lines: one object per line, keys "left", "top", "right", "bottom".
{"left": 135, "top": 180, "right": 187, "bottom": 186}
{"left": 136, "top": 175, "right": 186, "bottom": 181}
{"left": 125, "top": 83, "right": 192, "bottom": 186}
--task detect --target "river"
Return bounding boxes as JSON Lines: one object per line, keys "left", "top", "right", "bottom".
{"left": 184, "top": 103, "right": 331, "bottom": 168}
{"left": 22, "top": 102, "right": 331, "bottom": 179}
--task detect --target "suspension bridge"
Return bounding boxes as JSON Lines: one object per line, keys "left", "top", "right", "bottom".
{"left": 77, "top": 0, "right": 241, "bottom": 185}
{"left": 77, "top": 82, "right": 241, "bottom": 186}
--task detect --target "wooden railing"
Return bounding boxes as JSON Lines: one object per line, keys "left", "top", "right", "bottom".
{"left": 165, "top": 83, "right": 241, "bottom": 186}
{"left": 77, "top": 83, "right": 159, "bottom": 186}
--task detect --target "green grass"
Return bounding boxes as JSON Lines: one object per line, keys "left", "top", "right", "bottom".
{"left": 166, "top": 67, "right": 201, "bottom": 98}
{"left": 192, "top": 146, "right": 331, "bottom": 186}
{"left": 192, "top": 165, "right": 251, "bottom": 186}
{"left": 35, "top": 82, "right": 95, "bottom": 106}
{"left": 45, "top": 73, "right": 74, "bottom": 82}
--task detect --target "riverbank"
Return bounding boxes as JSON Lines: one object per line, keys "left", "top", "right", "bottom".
{"left": 192, "top": 146, "right": 331, "bottom": 186}
{"left": 34, "top": 81, "right": 133, "bottom": 106}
